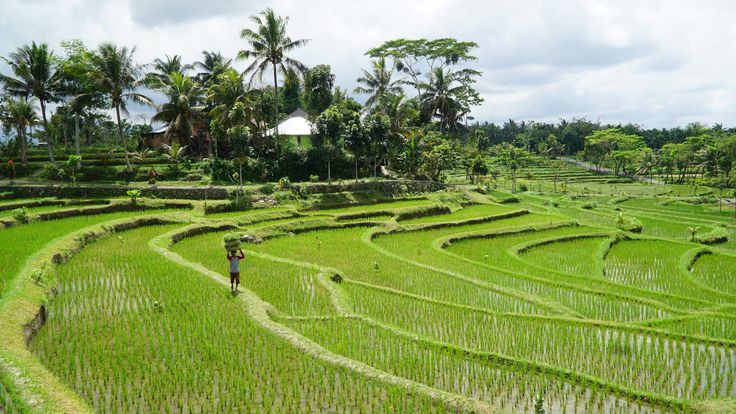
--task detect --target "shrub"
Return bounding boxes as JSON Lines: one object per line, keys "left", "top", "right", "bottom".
{"left": 181, "top": 173, "right": 203, "bottom": 182}
{"left": 519, "top": 183, "right": 528, "bottom": 192}
{"left": 581, "top": 202, "right": 597, "bottom": 210}
{"left": 30, "top": 269, "right": 44, "bottom": 285}
{"left": 694, "top": 227, "right": 729, "bottom": 245}
{"left": 12, "top": 207, "right": 29, "bottom": 224}
{"left": 42, "top": 164, "right": 66, "bottom": 181}
{"left": 309, "top": 174, "right": 319, "bottom": 183}
{"left": 260, "top": 183, "right": 275, "bottom": 195}
{"left": 66, "top": 155, "right": 82, "bottom": 186}
{"left": 277, "top": 176, "right": 291, "bottom": 189}
{"left": 126, "top": 189, "right": 142, "bottom": 205}
{"left": 616, "top": 213, "right": 643, "bottom": 233}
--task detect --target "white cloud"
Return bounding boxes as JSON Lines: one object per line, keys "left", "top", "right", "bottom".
{"left": 1, "top": 0, "right": 735, "bottom": 128}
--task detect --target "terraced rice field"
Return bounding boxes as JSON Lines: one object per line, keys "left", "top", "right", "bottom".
{"left": 1, "top": 190, "right": 735, "bottom": 413}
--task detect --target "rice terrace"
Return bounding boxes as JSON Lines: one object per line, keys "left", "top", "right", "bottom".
{"left": 1, "top": 2, "right": 736, "bottom": 414}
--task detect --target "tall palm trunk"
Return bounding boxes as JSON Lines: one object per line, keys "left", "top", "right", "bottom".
{"left": 39, "top": 99, "right": 55, "bottom": 164}
{"left": 16, "top": 126, "right": 27, "bottom": 165}
{"left": 74, "top": 112, "right": 81, "bottom": 169}
{"left": 115, "top": 104, "right": 133, "bottom": 172}
{"left": 272, "top": 61, "right": 280, "bottom": 141}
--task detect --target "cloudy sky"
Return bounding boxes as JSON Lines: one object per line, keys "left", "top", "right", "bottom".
{"left": 1, "top": 0, "right": 735, "bottom": 128}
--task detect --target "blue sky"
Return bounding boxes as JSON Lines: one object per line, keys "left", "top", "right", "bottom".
{"left": 1, "top": 0, "right": 736, "bottom": 128}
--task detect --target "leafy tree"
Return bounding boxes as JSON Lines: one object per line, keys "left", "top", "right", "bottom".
{"left": 492, "top": 143, "right": 532, "bottom": 193}
{"left": 152, "top": 72, "right": 205, "bottom": 153}
{"left": 470, "top": 155, "right": 489, "bottom": 184}
{"left": 238, "top": 8, "right": 309, "bottom": 138}
{"left": 420, "top": 139, "right": 456, "bottom": 182}
{"left": 281, "top": 67, "right": 302, "bottom": 114}
{"left": 343, "top": 116, "right": 368, "bottom": 180}
{"left": 657, "top": 143, "right": 677, "bottom": 184}
{"left": 354, "top": 57, "right": 403, "bottom": 109}
{"left": 637, "top": 148, "right": 657, "bottom": 184}
{"left": 311, "top": 100, "right": 361, "bottom": 182}
{"left": 303, "top": 64, "right": 334, "bottom": 118}
{"left": 86, "top": 43, "right": 153, "bottom": 172}
{"left": 397, "top": 127, "right": 424, "bottom": 177}
{"left": 366, "top": 38, "right": 479, "bottom": 96}
{"left": 609, "top": 134, "right": 646, "bottom": 176}
{"left": 0, "top": 42, "right": 64, "bottom": 164}
{"left": 227, "top": 124, "right": 253, "bottom": 199}
{"left": 57, "top": 39, "right": 106, "bottom": 168}
{"left": 363, "top": 111, "right": 390, "bottom": 177}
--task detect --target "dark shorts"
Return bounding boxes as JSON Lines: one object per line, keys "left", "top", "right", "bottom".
{"left": 230, "top": 272, "right": 240, "bottom": 284}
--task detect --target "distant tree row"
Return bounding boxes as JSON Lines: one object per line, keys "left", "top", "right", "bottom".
{"left": 0, "top": 8, "right": 490, "bottom": 184}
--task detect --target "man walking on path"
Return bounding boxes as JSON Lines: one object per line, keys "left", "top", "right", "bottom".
{"left": 227, "top": 248, "right": 245, "bottom": 292}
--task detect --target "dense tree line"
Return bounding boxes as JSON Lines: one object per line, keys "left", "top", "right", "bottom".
{"left": 1, "top": 8, "right": 734, "bottom": 189}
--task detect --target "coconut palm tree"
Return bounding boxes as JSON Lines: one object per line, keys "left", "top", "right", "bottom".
{"left": 152, "top": 72, "right": 205, "bottom": 152}
{"left": 86, "top": 43, "right": 153, "bottom": 172}
{"left": 418, "top": 67, "right": 467, "bottom": 135}
{"left": 354, "top": 57, "right": 403, "bottom": 109}
{"left": 0, "top": 42, "right": 63, "bottom": 164}
{"left": 0, "top": 96, "right": 38, "bottom": 165}
{"left": 146, "top": 54, "right": 192, "bottom": 86}
{"left": 207, "top": 68, "right": 247, "bottom": 124}
{"left": 194, "top": 51, "right": 232, "bottom": 87}
{"left": 237, "top": 8, "right": 309, "bottom": 139}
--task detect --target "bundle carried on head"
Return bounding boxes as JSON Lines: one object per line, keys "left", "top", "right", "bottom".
{"left": 223, "top": 233, "right": 242, "bottom": 251}
{"left": 224, "top": 233, "right": 263, "bottom": 250}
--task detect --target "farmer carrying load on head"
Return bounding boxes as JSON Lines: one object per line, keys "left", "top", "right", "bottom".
{"left": 227, "top": 248, "right": 245, "bottom": 292}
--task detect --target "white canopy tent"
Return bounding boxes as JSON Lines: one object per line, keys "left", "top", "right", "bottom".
{"left": 266, "top": 108, "right": 313, "bottom": 136}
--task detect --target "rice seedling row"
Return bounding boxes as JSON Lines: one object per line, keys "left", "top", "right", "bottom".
{"left": 343, "top": 283, "right": 736, "bottom": 401}
{"left": 32, "top": 225, "right": 450, "bottom": 413}
{"left": 285, "top": 316, "right": 669, "bottom": 414}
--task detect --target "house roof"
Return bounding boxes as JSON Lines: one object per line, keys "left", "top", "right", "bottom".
{"left": 266, "top": 108, "right": 313, "bottom": 136}
{"left": 151, "top": 125, "right": 168, "bottom": 134}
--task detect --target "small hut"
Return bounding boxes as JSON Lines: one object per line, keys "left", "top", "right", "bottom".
{"left": 266, "top": 108, "right": 313, "bottom": 150}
